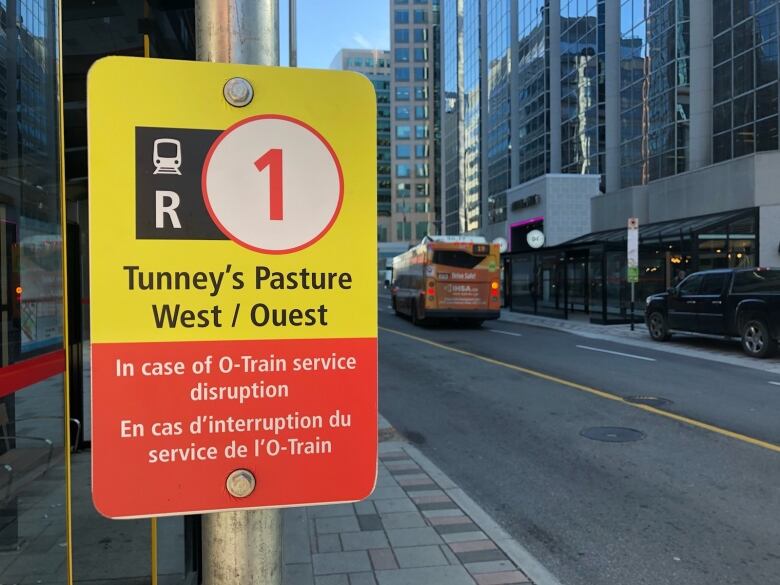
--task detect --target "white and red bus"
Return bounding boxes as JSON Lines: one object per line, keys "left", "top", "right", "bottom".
{"left": 390, "top": 236, "right": 501, "bottom": 326}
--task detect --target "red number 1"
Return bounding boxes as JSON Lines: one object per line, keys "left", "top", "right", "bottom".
{"left": 254, "top": 148, "right": 283, "bottom": 221}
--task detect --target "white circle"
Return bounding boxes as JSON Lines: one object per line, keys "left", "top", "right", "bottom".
{"left": 492, "top": 236, "right": 508, "bottom": 253}
{"left": 527, "top": 229, "right": 545, "bottom": 249}
{"left": 204, "top": 117, "right": 342, "bottom": 253}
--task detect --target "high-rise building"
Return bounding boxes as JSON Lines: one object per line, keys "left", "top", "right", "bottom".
{"left": 441, "top": 0, "right": 780, "bottom": 321}
{"left": 390, "top": 0, "right": 441, "bottom": 243}
{"left": 330, "top": 48, "right": 392, "bottom": 242}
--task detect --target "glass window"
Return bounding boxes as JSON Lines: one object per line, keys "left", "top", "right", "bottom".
{"left": 414, "top": 28, "right": 428, "bottom": 42}
{"left": 414, "top": 9, "right": 427, "bottom": 23}
{"left": 757, "top": 83, "right": 778, "bottom": 118}
{"left": 396, "top": 86, "right": 410, "bottom": 100}
{"left": 756, "top": 40, "right": 779, "bottom": 86}
{"left": 415, "top": 202, "right": 430, "bottom": 212}
{"left": 396, "top": 144, "right": 411, "bottom": 158}
{"left": 395, "top": 106, "right": 411, "bottom": 120}
{"left": 395, "top": 9, "right": 410, "bottom": 23}
{"left": 397, "top": 221, "right": 412, "bottom": 240}
{"left": 416, "top": 221, "right": 429, "bottom": 239}
{"left": 734, "top": 50, "right": 754, "bottom": 94}
{"left": 415, "top": 162, "right": 429, "bottom": 177}
{"left": 714, "top": 62, "right": 732, "bottom": 104}
{"left": 714, "top": 33, "right": 732, "bottom": 65}
{"left": 415, "top": 183, "right": 429, "bottom": 196}
{"left": 415, "top": 105, "right": 428, "bottom": 119}
{"left": 395, "top": 0, "right": 409, "bottom": 3}
{"left": 714, "top": 102, "right": 732, "bottom": 133}
{"left": 414, "top": 86, "right": 428, "bottom": 100}
{"left": 396, "top": 182, "right": 411, "bottom": 197}
{"left": 414, "top": 47, "right": 428, "bottom": 62}
{"left": 395, "top": 67, "right": 410, "bottom": 81}
{"left": 415, "top": 124, "right": 429, "bottom": 138}
{"left": 678, "top": 274, "right": 704, "bottom": 295}
{"left": 395, "top": 47, "right": 409, "bottom": 62}
{"left": 734, "top": 93, "right": 754, "bottom": 126}
{"left": 714, "top": 0, "right": 731, "bottom": 35}
{"left": 734, "top": 123, "right": 755, "bottom": 156}
{"left": 396, "top": 163, "right": 411, "bottom": 177}
{"left": 396, "top": 202, "right": 412, "bottom": 212}
{"left": 756, "top": 115, "right": 779, "bottom": 150}
{"left": 733, "top": 269, "right": 780, "bottom": 292}
{"left": 395, "top": 29, "right": 410, "bottom": 43}
{"left": 700, "top": 273, "right": 728, "bottom": 295}
{"left": 756, "top": 7, "right": 778, "bottom": 42}
{"left": 714, "top": 131, "right": 732, "bottom": 161}
{"left": 415, "top": 144, "right": 428, "bottom": 157}
{"left": 396, "top": 125, "right": 411, "bottom": 139}
{"left": 414, "top": 67, "right": 429, "bottom": 81}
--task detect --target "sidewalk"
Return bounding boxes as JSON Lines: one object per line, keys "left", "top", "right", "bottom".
{"left": 498, "top": 308, "right": 780, "bottom": 376}
{"left": 282, "top": 419, "right": 559, "bottom": 585}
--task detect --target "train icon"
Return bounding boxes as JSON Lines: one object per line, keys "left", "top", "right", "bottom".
{"left": 153, "top": 138, "right": 182, "bottom": 175}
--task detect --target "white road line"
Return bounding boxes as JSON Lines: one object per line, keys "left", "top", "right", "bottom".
{"left": 488, "top": 329, "right": 523, "bottom": 337}
{"left": 769, "top": 381, "right": 780, "bottom": 386}
{"left": 576, "top": 344, "right": 656, "bottom": 362}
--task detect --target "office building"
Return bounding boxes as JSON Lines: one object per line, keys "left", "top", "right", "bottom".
{"left": 390, "top": 0, "right": 441, "bottom": 243}
{"left": 331, "top": 48, "right": 393, "bottom": 242}
{"left": 441, "top": 0, "right": 780, "bottom": 322}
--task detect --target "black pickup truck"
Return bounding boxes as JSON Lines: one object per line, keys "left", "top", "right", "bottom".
{"left": 645, "top": 268, "right": 780, "bottom": 358}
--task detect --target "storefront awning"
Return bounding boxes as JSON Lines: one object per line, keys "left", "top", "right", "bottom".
{"left": 562, "top": 209, "right": 755, "bottom": 245}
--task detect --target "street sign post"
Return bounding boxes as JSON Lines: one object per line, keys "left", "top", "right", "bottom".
{"left": 88, "top": 57, "right": 378, "bottom": 519}
{"left": 627, "top": 217, "right": 639, "bottom": 331}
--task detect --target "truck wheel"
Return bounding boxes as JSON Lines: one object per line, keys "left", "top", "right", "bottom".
{"left": 741, "top": 318, "right": 777, "bottom": 358}
{"left": 647, "top": 311, "right": 671, "bottom": 341}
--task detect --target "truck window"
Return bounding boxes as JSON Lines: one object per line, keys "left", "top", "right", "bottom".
{"left": 678, "top": 274, "right": 703, "bottom": 295}
{"left": 699, "top": 273, "right": 727, "bottom": 295}
{"left": 732, "top": 270, "right": 780, "bottom": 293}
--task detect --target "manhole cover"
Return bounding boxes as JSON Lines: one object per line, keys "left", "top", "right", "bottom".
{"left": 624, "top": 396, "right": 672, "bottom": 408}
{"left": 580, "top": 427, "right": 645, "bottom": 443}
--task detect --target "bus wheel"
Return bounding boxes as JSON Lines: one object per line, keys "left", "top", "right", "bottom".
{"left": 465, "top": 319, "right": 484, "bottom": 328}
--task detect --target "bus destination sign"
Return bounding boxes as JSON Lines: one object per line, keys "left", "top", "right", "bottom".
{"left": 87, "top": 57, "right": 378, "bottom": 518}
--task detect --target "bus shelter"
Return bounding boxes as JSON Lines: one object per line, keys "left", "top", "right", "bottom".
{"left": 504, "top": 208, "right": 759, "bottom": 324}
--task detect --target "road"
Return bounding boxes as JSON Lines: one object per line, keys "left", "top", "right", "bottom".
{"left": 377, "top": 298, "right": 780, "bottom": 585}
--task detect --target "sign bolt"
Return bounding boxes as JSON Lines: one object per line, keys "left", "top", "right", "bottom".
{"left": 223, "top": 77, "right": 254, "bottom": 107}
{"left": 226, "top": 469, "right": 256, "bottom": 498}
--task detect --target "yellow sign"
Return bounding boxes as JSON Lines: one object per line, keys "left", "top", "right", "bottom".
{"left": 88, "top": 57, "right": 378, "bottom": 518}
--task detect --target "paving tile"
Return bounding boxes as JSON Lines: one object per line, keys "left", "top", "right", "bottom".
{"left": 349, "top": 572, "right": 378, "bottom": 585}
{"left": 284, "top": 562, "right": 314, "bottom": 585}
{"left": 440, "top": 544, "right": 461, "bottom": 566}
{"left": 408, "top": 490, "right": 448, "bottom": 501}
{"left": 403, "top": 483, "right": 438, "bottom": 492}
{"left": 396, "top": 476, "right": 436, "bottom": 488}
{"left": 374, "top": 498, "right": 417, "bottom": 514}
{"left": 449, "top": 540, "right": 498, "bottom": 554}
{"left": 465, "top": 560, "right": 516, "bottom": 575}
{"left": 375, "top": 565, "right": 476, "bottom": 585}
{"left": 316, "top": 516, "right": 360, "bottom": 535}
{"left": 434, "top": 522, "right": 479, "bottom": 535}
{"left": 456, "top": 549, "right": 508, "bottom": 564}
{"left": 428, "top": 514, "right": 470, "bottom": 526}
{"left": 315, "top": 575, "right": 349, "bottom": 585}
{"left": 378, "top": 452, "right": 409, "bottom": 461}
{"left": 354, "top": 500, "right": 376, "bottom": 516}
{"left": 313, "top": 551, "right": 372, "bottom": 575}
{"left": 473, "top": 571, "right": 530, "bottom": 585}
{"left": 311, "top": 504, "right": 358, "bottom": 518}
{"left": 423, "top": 508, "right": 464, "bottom": 518}
{"left": 284, "top": 508, "right": 312, "bottom": 565}
{"left": 369, "top": 486, "right": 407, "bottom": 500}
{"left": 393, "top": 545, "right": 449, "bottom": 568}
{"left": 341, "top": 530, "right": 390, "bottom": 551}
{"left": 442, "top": 531, "right": 488, "bottom": 544}
{"left": 390, "top": 468, "right": 426, "bottom": 476}
{"left": 383, "top": 461, "right": 421, "bottom": 472}
{"left": 385, "top": 527, "right": 443, "bottom": 548}
{"left": 416, "top": 501, "right": 460, "bottom": 511}
{"left": 376, "top": 475, "right": 401, "bottom": 488}
{"left": 380, "top": 511, "right": 427, "bottom": 530}
{"left": 357, "top": 514, "right": 384, "bottom": 531}
{"left": 369, "top": 548, "right": 399, "bottom": 571}
{"left": 318, "top": 534, "right": 342, "bottom": 553}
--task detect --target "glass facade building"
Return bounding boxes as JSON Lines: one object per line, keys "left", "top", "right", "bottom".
{"left": 713, "top": 0, "right": 780, "bottom": 162}
{"left": 560, "top": 0, "right": 606, "bottom": 176}
{"left": 330, "top": 49, "right": 392, "bottom": 242}
{"left": 620, "top": 0, "right": 690, "bottom": 187}
{"left": 391, "top": 0, "right": 440, "bottom": 242}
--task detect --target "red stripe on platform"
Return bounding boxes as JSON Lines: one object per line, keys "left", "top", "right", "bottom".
{"left": 0, "top": 350, "right": 66, "bottom": 397}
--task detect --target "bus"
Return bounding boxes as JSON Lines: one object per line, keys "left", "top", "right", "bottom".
{"left": 390, "top": 235, "right": 501, "bottom": 325}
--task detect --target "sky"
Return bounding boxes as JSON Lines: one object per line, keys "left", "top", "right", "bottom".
{"left": 278, "top": 0, "right": 390, "bottom": 69}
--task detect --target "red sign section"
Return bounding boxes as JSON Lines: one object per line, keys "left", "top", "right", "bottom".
{"left": 91, "top": 338, "right": 377, "bottom": 518}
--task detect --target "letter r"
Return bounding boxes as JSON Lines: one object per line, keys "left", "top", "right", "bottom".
{"left": 155, "top": 190, "right": 182, "bottom": 229}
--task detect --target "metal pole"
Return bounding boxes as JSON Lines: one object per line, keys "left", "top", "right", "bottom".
{"left": 630, "top": 282, "right": 635, "bottom": 331}
{"left": 195, "top": 2, "right": 282, "bottom": 584}
{"left": 289, "top": 0, "right": 297, "bottom": 67}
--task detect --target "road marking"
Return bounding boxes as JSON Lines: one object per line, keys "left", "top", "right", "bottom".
{"left": 576, "top": 345, "right": 656, "bottom": 362}
{"left": 379, "top": 326, "right": 780, "bottom": 455}
{"left": 488, "top": 329, "right": 523, "bottom": 338}
{"left": 769, "top": 381, "right": 780, "bottom": 387}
